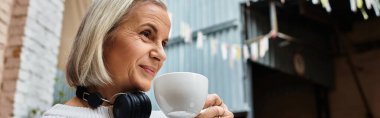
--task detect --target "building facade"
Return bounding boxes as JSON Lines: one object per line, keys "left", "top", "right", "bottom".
{"left": 0, "top": 0, "right": 64, "bottom": 117}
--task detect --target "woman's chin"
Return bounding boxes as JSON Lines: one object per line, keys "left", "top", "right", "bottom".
{"left": 134, "top": 72, "right": 153, "bottom": 92}
{"left": 139, "top": 85, "right": 151, "bottom": 92}
{"left": 136, "top": 80, "right": 152, "bottom": 92}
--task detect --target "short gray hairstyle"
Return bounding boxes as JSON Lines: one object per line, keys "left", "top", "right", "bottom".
{"left": 66, "top": 0, "right": 167, "bottom": 87}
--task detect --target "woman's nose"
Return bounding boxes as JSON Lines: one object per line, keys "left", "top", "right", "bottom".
{"left": 150, "top": 45, "right": 166, "bottom": 62}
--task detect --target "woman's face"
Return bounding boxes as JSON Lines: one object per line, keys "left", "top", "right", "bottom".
{"left": 104, "top": 2, "right": 170, "bottom": 92}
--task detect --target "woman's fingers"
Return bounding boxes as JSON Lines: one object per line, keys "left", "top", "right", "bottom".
{"left": 221, "top": 106, "right": 234, "bottom": 118}
{"left": 196, "top": 105, "right": 234, "bottom": 118}
{"left": 196, "top": 106, "right": 225, "bottom": 118}
{"left": 221, "top": 104, "right": 229, "bottom": 110}
{"left": 203, "top": 94, "right": 223, "bottom": 109}
{"left": 196, "top": 94, "right": 234, "bottom": 118}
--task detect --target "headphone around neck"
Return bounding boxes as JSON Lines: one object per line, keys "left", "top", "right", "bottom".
{"left": 76, "top": 86, "right": 152, "bottom": 118}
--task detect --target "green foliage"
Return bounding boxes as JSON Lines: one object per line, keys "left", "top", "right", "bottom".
{"left": 28, "top": 107, "right": 43, "bottom": 118}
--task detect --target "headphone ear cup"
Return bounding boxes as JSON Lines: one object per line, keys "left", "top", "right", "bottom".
{"left": 129, "top": 94, "right": 138, "bottom": 118}
{"left": 112, "top": 92, "right": 152, "bottom": 118}
{"left": 138, "top": 92, "right": 152, "bottom": 118}
{"left": 127, "top": 93, "right": 136, "bottom": 118}
{"left": 144, "top": 93, "right": 152, "bottom": 117}
{"left": 113, "top": 94, "right": 133, "bottom": 118}
{"left": 134, "top": 93, "right": 144, "bottom": 117}
{"left": 75, "top": 86, "right": 87, "bottom": 100}
{"left": 87, "top": 92, "right": 103, "bottom": 108}
{"left": 135, "top": 92, "right": 145, "bottom": 117}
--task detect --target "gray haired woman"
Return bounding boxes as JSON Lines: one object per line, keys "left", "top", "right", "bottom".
{"left": 42, "top": 0, "right": 233, "bottom": 118}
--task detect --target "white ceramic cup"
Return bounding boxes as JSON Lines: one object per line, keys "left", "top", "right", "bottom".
{"left": 153, "top": 72, "right": 208, "bottom": 118}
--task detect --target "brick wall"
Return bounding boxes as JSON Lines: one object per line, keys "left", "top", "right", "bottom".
{"left": 0, "top": 0, "right": 28, "bottom": 117}
{"left": 0, "top": 0, "right": 13, "bottom": 88}
{"left": 0, "top": 0, "right": 64, "bottom": 117}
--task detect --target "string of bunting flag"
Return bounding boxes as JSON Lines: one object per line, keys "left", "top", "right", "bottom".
{"left": 175, "top": 0, "right": 380, "bottom": 66}
{"left": 309, "top": 0, "right": 380, "bottom": 19}
{"left": 177, "top": 21, "right": 248, "bottom": 69}
{"left": 245, "top": 0, "right": 380, "bottom": 19}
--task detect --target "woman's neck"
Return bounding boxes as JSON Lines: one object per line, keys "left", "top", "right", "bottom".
{"left": 97, "top": 85, "right": 123, "bottom": 102}
{"left": 65, "top": 85, "right": 124, "bottom": 107}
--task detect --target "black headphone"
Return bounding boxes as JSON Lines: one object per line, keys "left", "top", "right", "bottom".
{"left": 76, "top": 86, "right": 152, "bottom": 118}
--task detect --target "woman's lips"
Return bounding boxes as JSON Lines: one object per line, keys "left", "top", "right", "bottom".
{"left": 139, "top": 65, "right": 156, "bottom": 76}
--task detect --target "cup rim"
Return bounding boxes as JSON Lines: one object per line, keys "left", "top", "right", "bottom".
{"left": 154, "top": 72, "right": 208, "bottom": 81}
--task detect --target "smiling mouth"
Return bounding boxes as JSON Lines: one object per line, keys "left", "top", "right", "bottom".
{"left": 139, "top": 65, "right": 156, "bottom": 76}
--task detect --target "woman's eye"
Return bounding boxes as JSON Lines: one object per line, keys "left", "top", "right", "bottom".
{"left": 162, "top": 40, "right": 168, "bottom": 47}
{"left": 140, "top": 30, "right": 151, "bottom": 38}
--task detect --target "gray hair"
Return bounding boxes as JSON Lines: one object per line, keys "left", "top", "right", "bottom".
{"left": 66, "top": 0, "right": 167, "bottom": 87}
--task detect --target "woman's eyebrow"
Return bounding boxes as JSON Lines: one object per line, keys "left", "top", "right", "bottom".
{"left": 140, "top": 23, "right": 158, "bottom": 33}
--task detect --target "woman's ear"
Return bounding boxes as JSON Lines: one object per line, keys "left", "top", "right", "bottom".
{"left": 104, "top": 26, "right": 120, "bottom": 51}
{"left": 103, "top": 35, "right": 116, "bottom": 52}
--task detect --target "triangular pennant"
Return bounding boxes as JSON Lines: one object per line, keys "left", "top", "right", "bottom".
{"left": 210, "top": 38, "right": 218, "bottom": 56}
{"left": 259, "top": 36, "right": 269, "bottom": 58}
{"left": 312, "top": 0, "right": 319, "bottom": 4}
{"left": 250, "top": 42, "right": 258, "bottom": 61}
{"left": 168, "top": 12, "right": 173, "bottom": 38}
{"left": 361, "top": 8, "right": 369, "bottom": 20}
{"left": 180, "top": 21, "right": 192, "bottom": 43}
{"left": 366, "top": 0, "right": 373, "bottom": 9}
{"left": 221, "top": 42, "right": 228, "bottom": 60}
{"left": 357, "top": 0, "right": 364, "bottom": 9}
{"left": 350, "top": 0, "right": 357, "bottom": 12}
{"left": 235, "top": 45, "right": 241, "bottom": 61}
{"left": 229, "top": 45, "right": 236, "bottom": 69}
{"left": 372, "top": 0, "right": 380, "bottom": 16}
{"left": 243, "top": 44, "right": 250, "bottom": 60}
{"left": 196, "top": 31, "right": 203, "bottom": 49}
{"left": 321, "top": 0, "right": 332, "bottom": 12}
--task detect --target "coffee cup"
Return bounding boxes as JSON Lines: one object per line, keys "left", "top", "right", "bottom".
{"left": 153, "top": 72, "right": 208, "bottom": 118}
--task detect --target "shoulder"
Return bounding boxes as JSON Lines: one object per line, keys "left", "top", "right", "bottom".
{"left": 42, "top": 104, "right": 112, "bottom": 118}
{"left": 42, "top": 104, "right": 71, "bottom": 118}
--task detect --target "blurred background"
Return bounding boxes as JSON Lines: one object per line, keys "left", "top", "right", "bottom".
{"left": 0, "top": 0, "right": 380, "bottom": 118}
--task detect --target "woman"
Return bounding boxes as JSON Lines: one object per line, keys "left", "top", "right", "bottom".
{"left": 43, "top": 0, "right": 233, "bottom": 117}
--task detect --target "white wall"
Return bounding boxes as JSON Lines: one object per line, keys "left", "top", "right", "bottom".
{"left": 12, "top": 0, "right": 64, "bottom": 117}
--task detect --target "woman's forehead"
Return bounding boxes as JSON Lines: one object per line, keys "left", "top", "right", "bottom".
{"left": 133, "top": 3, "right": 170, "bottom": 25}
{"left": 124, "top": 3, "right": 171, "bottom": 31}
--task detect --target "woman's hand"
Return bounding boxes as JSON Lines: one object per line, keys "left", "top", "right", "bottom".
{"left": 195, "top": 94, "right": 234, "bottom": 118}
